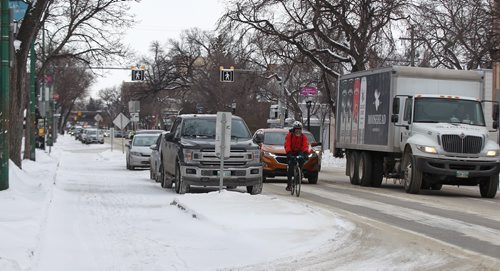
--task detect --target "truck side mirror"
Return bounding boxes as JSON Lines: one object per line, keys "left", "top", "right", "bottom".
{"left": 254, "top": 133, "right": 264, "bottom": 144}
{"left": 493, "top": 104, "right": 499, "bottom": 121}
{"left": 164, "top": 132, "right": 174, "bottom": 141}
{"left": 392, "top": 97, "right": 400, "bottom": 114}
{"left": 391, "top": 115, "right": 399, "bottom": 123}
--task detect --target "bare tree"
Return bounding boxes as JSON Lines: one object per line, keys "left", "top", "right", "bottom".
{"left": 10, "top": 0, "right": 52, "bottom": 167}
{"left": 411, "top": 0, "right": 496, "bottom": 69}
{"left": 41, "top": 0, "right": 135, "bottom": 71}
{"left": 166, "top": 29, "right": 270, "bottom": 130}
{"left": 52, "top": 58, "right": 94, "bottom": 133}
{"left": 9, "top": 0, "right": 135, "bottom": 166}
{"left": 221, "top": 0, "right": 407, "bottom": 73}
{"left": 98, "top": 87, "right": 124, "bottom": 123}
{"left": 219, "top": 0, "right": 407, "bottom": 117}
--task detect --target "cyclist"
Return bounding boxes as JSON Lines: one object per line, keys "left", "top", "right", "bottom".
{"left": 284, "top": 121, "right": 309, "bottom": 191}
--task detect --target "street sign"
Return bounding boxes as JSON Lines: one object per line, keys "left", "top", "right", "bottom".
{"left": 219, "top": 66, "right": 234, "bottom": 82}
{"left": 301, "top": 86, "right": 318, "bottom": 96}
{"left": 9, "top": 0, "right": 29, "bottom": 21}
{"left": 131, "top": 69, "right": 145, "bottom": 81}
{"left": 215, "top": 112, "right": 232, "bottom": 159}
{"left": 128, "top": 100, "right": 140, "bottom": 113}
{"left": 53, "top": 113, "right": 61, "bottom": 117}
{"left": 130, "top": 112, "right": 139, "bottom": 122}
{"left": 113, "top": 113, "right": 130, "bottom": 130}
{"left": 94, "top": 114, "right": 103, "bottom": 122}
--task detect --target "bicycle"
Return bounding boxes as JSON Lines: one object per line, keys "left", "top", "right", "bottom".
{"left": 289, "top": 155, "right": 306, "bottom": 197}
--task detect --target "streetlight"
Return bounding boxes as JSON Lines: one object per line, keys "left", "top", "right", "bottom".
{"left": 306, "top": 100, "right": 312, "bottom": 131}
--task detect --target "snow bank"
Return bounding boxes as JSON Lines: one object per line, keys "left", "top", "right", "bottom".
{"left": 0, "top": 151, "right": 59, "bottom": 271}
{"left": 322, "top": 149, "right": 346, "bottom": 168}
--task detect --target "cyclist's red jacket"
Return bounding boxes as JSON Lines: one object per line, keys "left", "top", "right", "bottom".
{"left": 284, "top": 132, "right": 309, "bottom": 154}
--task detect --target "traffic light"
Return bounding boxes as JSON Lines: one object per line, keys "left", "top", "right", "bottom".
{"left": 219, "top": 66, "right": 234, "bottom": 82}
{"left": 131, "top": 69, "right": 145, "bottom": 81}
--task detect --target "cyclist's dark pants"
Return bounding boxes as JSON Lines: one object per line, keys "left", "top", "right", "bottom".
{"left": 287, "top": 154, "right": 305, "bottom": 186}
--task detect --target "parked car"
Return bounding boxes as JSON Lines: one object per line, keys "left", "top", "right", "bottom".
{"left": 159, "top": 114, "right": 263, "bottom": 194}
{"left": 74, "top": 128, "right": 84, "bottom": 141}
{"left": 127, "top": 129, "right": 163, "bottom": 140}
{"left": 149, "top": 132, "right": 167, "bottom": 182}
{"left": 126, "top": 132, "right": 163, "bottom": 169}
{"left": 68, "top": 125, "right": 82, "bottom": 135}
{"left": 253, "top": 128, "right": 321, "bottom": 184}
{"left": 81, "top": 128, "right": 104, "bottom": 144}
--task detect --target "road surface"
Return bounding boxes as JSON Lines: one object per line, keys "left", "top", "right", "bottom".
{"left": 260, "top": 167, "right": 500, "bottom": 270}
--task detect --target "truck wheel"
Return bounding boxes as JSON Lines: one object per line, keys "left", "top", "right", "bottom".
{"left": 347, "top": 151, "right": 359, "bottom": 185}
{"left": 247, "top": 183, "right": 263, "bottom": 195}
{"left": 175, "top": 163, "right": 188, "bottom": 194}
{"left": 308, "top": 173, "right": 318, "bottom": 184}
{"left": 479, "top": 175, "right": 498, "bottom": 198}
{"left": 358, "top": 152, "right": 372, "bottom": 187}
{"left": 403, "top": 151, "right": 422, "bottom": 194}
{"left": 371, "top": 155, "right": 384, "bottom": 187}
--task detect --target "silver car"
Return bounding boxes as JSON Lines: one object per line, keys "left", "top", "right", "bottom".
{"left": 81, "top": 128, "right": 104, "bottom": 144}
{"left": 126, "top": 133, "right": 162, "bottom": 170}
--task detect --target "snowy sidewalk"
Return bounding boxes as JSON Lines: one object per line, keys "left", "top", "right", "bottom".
{"left": 0, "top": 135, "right": 352, "bottom": 271}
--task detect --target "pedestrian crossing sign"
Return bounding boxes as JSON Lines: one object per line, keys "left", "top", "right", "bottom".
{"left": 220, "top": 66, "right": 234, "bottom": 82}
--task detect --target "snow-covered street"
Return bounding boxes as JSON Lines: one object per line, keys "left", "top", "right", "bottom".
{"left": 1, "top": 136, "right": 351, "bottom": 271}
{"left": 1, "top": 136, "right": 500, "bottom": 271}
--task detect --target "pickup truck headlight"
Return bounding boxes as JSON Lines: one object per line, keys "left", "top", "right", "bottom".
{"left": 416, "top": 145, "right": 437, "bottom": 154}
{"left": 250, "top": 150, "right": 260, "bottom": 162}
{"left": 486, "top": 150, "right": 499, "bottom": 157}
{"left": 183, "top": 149, "right": 200, "bottom": 161}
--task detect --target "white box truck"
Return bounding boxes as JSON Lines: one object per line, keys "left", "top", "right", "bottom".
{"left": 335, "top": 66, "right": 499, "bottom": 198}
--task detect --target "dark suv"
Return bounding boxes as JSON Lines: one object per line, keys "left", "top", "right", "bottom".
{"left": 159, "top": 114, "right": 263, "bottom": 194}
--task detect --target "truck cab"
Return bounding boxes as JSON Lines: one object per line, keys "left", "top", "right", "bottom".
{"left": 392, "top": 94, "right": 500, "bottom": 197}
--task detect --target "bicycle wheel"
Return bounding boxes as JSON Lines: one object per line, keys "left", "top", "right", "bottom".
{"left": 295, "top": 165, "right": 302, "bottom": 197}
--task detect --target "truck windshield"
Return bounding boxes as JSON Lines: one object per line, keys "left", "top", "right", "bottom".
{"left": 413, "top": 98, "right": 485, "bottom": 126}
{"left": 181, "top": 118, "right": 252, "bottom": 139}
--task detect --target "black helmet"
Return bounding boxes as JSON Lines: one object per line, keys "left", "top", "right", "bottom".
{"left": 292, "top": 121, "right": 303, "bottom": 130}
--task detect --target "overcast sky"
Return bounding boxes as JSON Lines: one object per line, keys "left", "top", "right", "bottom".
{"left": 90, "top": 0, "right": 226, "bottom": 98}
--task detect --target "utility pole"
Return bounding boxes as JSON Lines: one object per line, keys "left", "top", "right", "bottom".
{"left": 306, "top": 100, "right": 312, "bottom": 131}
{"left": 400, "top": 25, "right": 421, "bottom": 67}
{"left": 29, "top": 42, "right": 36, "bottom": 160}
{"left": 0, "top": 0, "right": 10, "bottom": 190}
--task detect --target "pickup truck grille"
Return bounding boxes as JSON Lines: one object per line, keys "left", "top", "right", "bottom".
{"left": 441, "top": 135, "right": 482, "bottom": 154}
{"left": 196, "top": 149, "right": 255, "bottom": 166}
{"left": 200, "top": 161, "right": 246, "bottom": 166}
{"left": 201, "top": 148, "right": 246, "bottom": 152}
